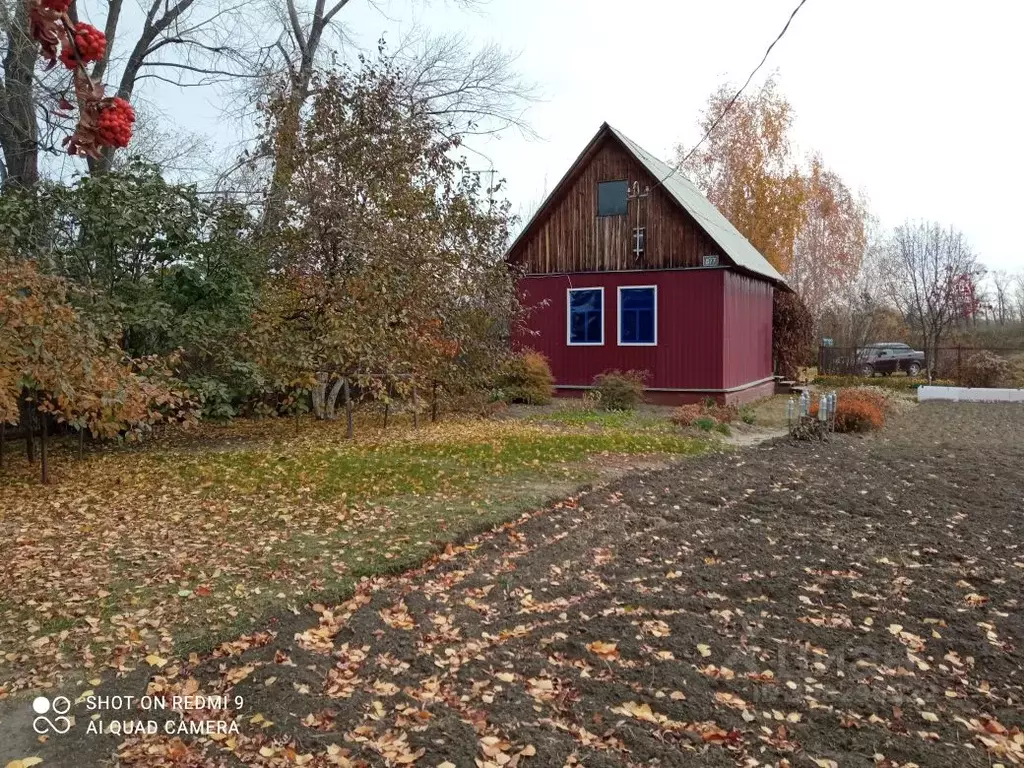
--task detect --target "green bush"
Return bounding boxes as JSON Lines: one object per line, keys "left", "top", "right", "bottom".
{"left": 498, "top": 349, "right": 555, "bottom": 404}
{"left": 740, "top": 407, "right": 756, "bottom": 425}
{"left": 960, "top": 351, "right": 1011, "bottom": 388}
{"left": 592, "top": 370, "right": 647, "bottom": 411}
{"left": 693, "top": 415, "right": 718, "bottom": 432}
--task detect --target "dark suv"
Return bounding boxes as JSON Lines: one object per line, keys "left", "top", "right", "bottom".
{"left": 856, "top": 343, "right": 925, "bottom": 377}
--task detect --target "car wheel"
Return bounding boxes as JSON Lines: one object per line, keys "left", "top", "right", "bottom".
{"left": 858, "top": 364, "right": 874, "bottom": 377}
{"left": 907, "top": 362, "right": 921, "bottom": 377}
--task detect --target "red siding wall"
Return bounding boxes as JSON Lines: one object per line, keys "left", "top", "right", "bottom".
{"left": 723, "top": 271, "right": 774, "bottom": 389}
{"left": 516, "top": 269, "right": 726, "bottom": 391}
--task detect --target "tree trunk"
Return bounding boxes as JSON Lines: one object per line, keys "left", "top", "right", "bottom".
{"left": 325, "top": 377, "right": 344, "bottom": 421}
{"left": 0, "top": 3, "right": 41, "bottom": 188}
{"left": 312, "top": 372, "right": 327, "bottom": 419}
{"left": 431, "top": 380, "right": 439, "bottom": 423}
{"left": 343, "top": 379, "right": 353, "bottom": 439}
{"left": 40, "top": 414, "right": 49, "bottom": 484}
{"left": 78, "top": 427, "right": 85, "bottom": 460}
{"left": 22, "top": 402, "right": 35, "bottom": 463}
{"left": 412, "top": 385, "right": 419, "bottom": 429}
{"left": 0, "top": 421, "right": 5, "bottom": 470}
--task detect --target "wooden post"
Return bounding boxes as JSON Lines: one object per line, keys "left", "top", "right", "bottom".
{"left": 78, "top": 427, "right": 85, "bottom": 460}
{"left": 412, "top": 384, "right": 419, "bottom": 429}
{"left": 383, "top": 401, "right": 390, "bottom": 430}
{"left": 431, "top": 380, "right": 439, "bottom": 423}
{"left": 41, "top": 415, "right": 49, "bottom": 485}
{"left": 344, "top": 379, "right": 353, "bottom": 439}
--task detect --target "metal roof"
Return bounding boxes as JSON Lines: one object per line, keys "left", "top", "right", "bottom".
{"left": 506, "top": 122, "right": 787, "bottom": 288}
{"left": 607, "top": 125, "right": 786, "bottom": 286}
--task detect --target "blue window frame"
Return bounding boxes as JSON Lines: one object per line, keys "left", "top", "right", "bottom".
{"left": 618, "top": 286, "right": 656, "bottom": 345}
{"left": 567, "top": 287, "right": 603, "bottom": 345}
{"left": 597, "top": 180, "right": 628, "bottom": 217}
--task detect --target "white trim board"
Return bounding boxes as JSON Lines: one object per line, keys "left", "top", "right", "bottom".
{"left": 556, "top": 376, "right": 775, "bottom": 394}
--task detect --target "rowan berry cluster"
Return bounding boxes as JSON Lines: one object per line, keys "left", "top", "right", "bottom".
{"left": 60, "top": 22, "right": 106, "bottom": 69}
{"left": 96, "top": 98, "right": 136, "bottom": 148}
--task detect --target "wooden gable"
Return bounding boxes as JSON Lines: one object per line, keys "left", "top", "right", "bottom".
{"left": 507, "top": 131, "right": 726, "bottom": 275}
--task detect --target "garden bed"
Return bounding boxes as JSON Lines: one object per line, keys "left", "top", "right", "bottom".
{"left": 4, "top": 403, "right": 1023, "bottom": 766}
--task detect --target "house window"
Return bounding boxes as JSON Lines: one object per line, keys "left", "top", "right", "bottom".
{"left": 618, "top": 286, "right": 656, "bottom": 345}
{"left": 597, "top": 180, "right": 628, "bottom": 217}
{"left": 567, "top": 287, "right": 604, "bottom": 345}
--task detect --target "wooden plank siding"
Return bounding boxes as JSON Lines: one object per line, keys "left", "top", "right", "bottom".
{"left": 508, "top": 136, "right": 726, "bottom": 274}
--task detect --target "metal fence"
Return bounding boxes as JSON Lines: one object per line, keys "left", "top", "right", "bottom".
{"left": 818, "top": 344, "right": 1024, "bottom": 383}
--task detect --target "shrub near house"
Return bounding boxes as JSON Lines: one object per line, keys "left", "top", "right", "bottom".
{"left": 498, "top": 350, "right": 555, "bottom": 404}
{"left": 593, "top": 370, "right": 647, "bottom": 411}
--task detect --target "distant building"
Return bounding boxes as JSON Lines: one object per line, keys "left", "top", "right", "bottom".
{"left": 507, "top": 123, "right": 788, "bottom": 405}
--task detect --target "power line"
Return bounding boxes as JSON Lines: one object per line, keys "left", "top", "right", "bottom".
{"left": 652, "top": 0, "right": 811, "bottom": 192}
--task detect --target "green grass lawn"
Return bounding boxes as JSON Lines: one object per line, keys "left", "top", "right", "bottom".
{"left": 0, "top": 415, "right": 708, "bottom": 693}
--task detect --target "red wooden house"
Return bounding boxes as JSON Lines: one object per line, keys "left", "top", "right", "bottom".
{"left": 507, "top": 123, "right": 788, "bottom": 405}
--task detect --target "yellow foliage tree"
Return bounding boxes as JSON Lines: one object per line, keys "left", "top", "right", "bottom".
{"left": 678, "top": 76, "right": 807, "bottom": 275}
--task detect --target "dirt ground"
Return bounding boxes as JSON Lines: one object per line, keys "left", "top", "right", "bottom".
{"left": 3, "top": 403, "right": 1023, "bottom": 767}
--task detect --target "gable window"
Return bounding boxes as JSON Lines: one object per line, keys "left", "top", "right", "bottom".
{"left": 567, "top": 287, "right": 604, "bottom": 345}
{"left": 618, "top": 286, "right": 656, "bottom": 346}
{"left": 597, "top": 180, "right": 628, "bottom": 217}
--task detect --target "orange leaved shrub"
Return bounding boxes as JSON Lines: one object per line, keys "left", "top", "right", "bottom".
{"left": 671, "top": 399, "right": 738, "bottom": 427}
{"left": 811, "top": 387, "right": 886, "bottom": 433}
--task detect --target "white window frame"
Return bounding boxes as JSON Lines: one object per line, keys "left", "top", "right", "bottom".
{"left": 566, "top": 286, "right": 605, "bottom": 346}
{"left": 617, "top": 285, "right": 658, "bottom": 347}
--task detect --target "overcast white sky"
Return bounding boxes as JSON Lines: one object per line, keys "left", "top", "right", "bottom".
{"left": 136, "top": 0, "right": 1024, "bottom": 272}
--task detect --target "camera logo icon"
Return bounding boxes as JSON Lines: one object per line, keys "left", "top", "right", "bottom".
{"left": 32, "top": 696, "right": 72, "bottom": 735}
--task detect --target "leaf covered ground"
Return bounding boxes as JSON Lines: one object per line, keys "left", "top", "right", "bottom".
{"left": 0, "top": 415, "right": 706, "bottom": 697}
{"left": 3, "top": 402, "right": 1023, "bottom": 767}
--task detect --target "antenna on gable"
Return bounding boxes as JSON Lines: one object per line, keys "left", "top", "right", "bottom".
{"left": 628, "top": 180, "right": 650, "bottom": 262}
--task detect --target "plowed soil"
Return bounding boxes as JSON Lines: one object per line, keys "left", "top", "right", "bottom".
{"left": 8, "top": 403, "right": 1024, "bottom": 767}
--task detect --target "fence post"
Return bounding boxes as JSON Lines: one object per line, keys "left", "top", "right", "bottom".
{"left": 431, "top": 380, "right": 439, "bottom": 423}
{"left": 78, "top": 427, "right": 85, "bottom": 460}
{"left": 817, "top": 344, "right": 824, "bottom": 376}
{"left": 957, "top": 344, "right": 962, "bottom": 383}
{"left": 344, "top": 379, "right": 353, "bottom": 439}
{"left": 412, "top": 384, "right": 419, "bottom": 429}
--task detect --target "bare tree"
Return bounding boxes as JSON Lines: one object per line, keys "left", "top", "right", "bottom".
{"left": 392, "top": 29, "right": 538, "bottom": 140}
{"left": 257, "top": 3, "right": 537, "bottom": 233}
{"left": 990, "top": 269, "right": 1013, "bottom": 326}
{"left": 877, "top": 221, "right": 981, "bottom": 377}
{"left": 109, "top": 108, "right": 212, "bottom": 178}
{"left": 1014, "top": 271, "right": 1024, "bottom": 324}
{"left": 1, "top": 0, "right": 266, "bottom": 184}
